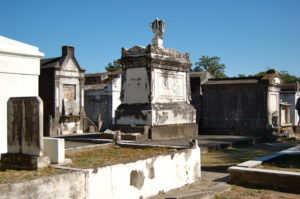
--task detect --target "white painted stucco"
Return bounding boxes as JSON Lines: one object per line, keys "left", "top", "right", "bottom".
{"left": 44, "top": 137, "right": 65, "bottom": 164}
{"left": 86, "top": 146, "right": 201, "bottom": 199}
{"left": 111, "top": 75, "right": 122, "bottom": 124}
{"left": 0, "top": 147, "right": 201, "bottom": 199}
{"left": 153, "top": 69, "right": 187, "bottom": 103}
{"left": 268, "top": 87, "right": 280, "bottom": 125}
{"left": 152, "top": 108, "right": 196, "bottom": 125}
{"left": 0, "top": 36, "right": 43, "bottom": 155}
{"left": 117, "top": 67, "right": 195, "bottom": 126}
{"left": 281, "top": 91, "right": 300, "bottom": 125}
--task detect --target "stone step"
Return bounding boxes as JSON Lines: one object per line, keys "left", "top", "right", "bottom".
{"left": 99, "top": 132, "right": 148, "bottom": 141}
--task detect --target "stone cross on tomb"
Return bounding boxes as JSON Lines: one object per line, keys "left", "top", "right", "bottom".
{"left": 151, "top": 18, "right": 165, "bottom": 49}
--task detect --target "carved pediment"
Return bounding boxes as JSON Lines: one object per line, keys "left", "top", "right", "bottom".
{"left": 122, "top": 45, "right": 147, "bottom": 56}
{"left": 62, "top": 59, "right": 78, "bottom": 72}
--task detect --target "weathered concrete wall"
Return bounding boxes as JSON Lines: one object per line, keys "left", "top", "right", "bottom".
{"left": 0, "top": 36, "right": 43, "bottom": 155}
{"left": 229, "top": 166, "right": 300, "bottom": 193}
{"left": 116, "top": 45, "right": 197, "bottom": 132}
{"left": 281, "top": 92, "right": 300, "bottom": 125}
{"left": 59, "top": 76, "right": 81, "bottom": 116}
{"left": 123, "top": 67, "right": 150, "bottom": 104}
{"left": 84, "top": 75, "right": 121, "bottom": 130}
{"left": 202, "top": 84, "right": 270, "bottom": 136}
{"left": 267, "top": 86, "right": 280, "bottom": 126}
{"left": 0, "top": 147, "right": 201, "bottom": 199}
{"left": 0, "top": 172, "right": 86, "bottom": 199}
{"left": 190, "top": 72, "right": 215, "bottom": 129}
{"left": 85, "top": 89, "right": 112, "bottom": 130}
{"left": 152, "top": 69, "right": 187, "bottom": 103}
{"left": 86, "top": 147, "right": 201, "bottom": 199}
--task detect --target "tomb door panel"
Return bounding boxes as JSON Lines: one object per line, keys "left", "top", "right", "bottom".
{"left": 63, "top": 84, "right": 76, "bottom": 115}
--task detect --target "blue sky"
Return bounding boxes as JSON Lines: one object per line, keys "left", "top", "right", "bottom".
{"left": 1, "top": 0, "right": 299, "bottom": 76}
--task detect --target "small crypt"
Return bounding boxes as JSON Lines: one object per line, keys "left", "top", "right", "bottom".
{"left": 114, "top": 19, "right": 197, "bottom": 140}
{"left": 40, "top": 46, "right": 97, "bottom": 136}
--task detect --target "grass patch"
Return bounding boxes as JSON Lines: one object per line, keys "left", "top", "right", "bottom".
{"left": 259, "top": 155, "right": 300, "bottom": 172}
{"left": 0, "top": 167, "right": 70, "bottom": 184}
{"left": 66, "top": 146, "right": 170, "bottom": 169}
{"left": 201, "top": 142, "right": 297, "bottom": 172}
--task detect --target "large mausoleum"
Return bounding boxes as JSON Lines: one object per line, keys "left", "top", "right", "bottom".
{"left": 115, "top": 19, "right": 197, "bottom": 140}
{"left": 40, "top": 46, "right": 96, "bottom": 136}
{"left": 201, "top": 69, "right": 282, "bottom": 136}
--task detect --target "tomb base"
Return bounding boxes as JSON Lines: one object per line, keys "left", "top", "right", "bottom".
{"left": 110, "top": 123, "right": 198, "bottom": 141}
{"left": 1, "top": 153, "right": 50, "bottom": 170}
{"left": 150, "top": 123, "right": 198, "bottom": 140}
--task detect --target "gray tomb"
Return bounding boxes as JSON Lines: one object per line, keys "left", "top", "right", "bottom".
{"left": 115, "top": 19, "right": 197, "bottom": 140}
{"left": 1, "top": 97, "right": 50, "bottom": 169}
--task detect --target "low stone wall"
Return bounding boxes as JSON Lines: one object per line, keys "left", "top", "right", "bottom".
{"left": 229, "top": 166, "right": 300, "bottom": 193}
{"left": 0, "top": 147, "right": 201, "bottom": 199}
{"left": 229, "top": 145, "right": 300, "bottom": 193}
{"left": 0, "top": 171, "right": 86, "bottom": 199}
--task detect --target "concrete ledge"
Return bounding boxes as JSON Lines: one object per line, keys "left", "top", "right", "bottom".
{"left": 229, "top": 166, "right": 300, "bottom": 193}
{"left": 0, "top": 147, "right": 201, "bottom": 199}
{"left": 1, "top": 153, "right": 50, "bottom": 170}
{"left": 229, "top": 144, "right": 300, "bottom": 193}
{"left": 150, "top": 123, "right": 198, "bottom": 140}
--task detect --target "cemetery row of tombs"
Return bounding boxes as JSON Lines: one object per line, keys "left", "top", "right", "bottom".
{"left": 0, "top": 19, "right": 299, "bottom": 198}
{"left": 0, "top": 34, "right": 300, "bottom": 157}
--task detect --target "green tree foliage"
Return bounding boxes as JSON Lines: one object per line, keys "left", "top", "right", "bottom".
{"left": 105, "top": 60, "right": 121, "bottom": 72}
{"left": 249, "top": 71, "right": 266, "bottom": 77}
{"left": 193, "top": 56, "right": 227, "bottom": 78}
{"left": 279, "top": 70, "right": 300, "bottom": 83}
{"left": 237, "top": 74, "right": 246, "bottom": 77}
{"left": 248, "top": 70, "right": 300, "bottom": 84}
{"left": 250, "top": 69, "right": 300, "bottom": 83}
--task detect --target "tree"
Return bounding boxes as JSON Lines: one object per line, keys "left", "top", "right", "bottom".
{"left": 237, "top": 74, "right": 246, "bottom": 77}
{"left": 249, "top": 69, "right": 300, "bottom": 83}
{"left": 249, "top": 71, "right": 266, "bottom": 77}
{"left": 279, "top": 70, "right": 300, "bottom": 83}
{"left": 105, "top": 60, "right": 121, "bottom": 72}
{"left": 193, "top": 56, "right": 227, "bottom": 78}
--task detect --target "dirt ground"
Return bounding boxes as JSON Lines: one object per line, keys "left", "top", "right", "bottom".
{"left": 201, "top": 141, "right": 298, "bottom": 172}
{"left": 215, "top": 184, "right": 300, "bottom": 199}
{"left": 201, "top": 141, "right": 300, "bottom": 199}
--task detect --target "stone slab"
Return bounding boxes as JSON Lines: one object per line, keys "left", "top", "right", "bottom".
{"left": 150, "top": 123, "right": 198, "bottom": 140}
{"left": 1, "top": 153, "right": 50, "bottom": 170}
{"left": 7, "top": 97, "right": 44, "bottom": 156}
{"left": 44, "top": 137, "right": 65, "bottom": 164}
{"left": 229, "top": 166, "right": 300, "bottom": 193}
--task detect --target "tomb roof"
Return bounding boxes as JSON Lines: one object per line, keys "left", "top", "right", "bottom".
{"left": 40, "top": 46, "right": 85, "bottom": 72}
{"left": 204, "top": 77, "right": 260, "bottom": 85}
{"left": 0, "top": 35, "right": 44, "bottom": 58}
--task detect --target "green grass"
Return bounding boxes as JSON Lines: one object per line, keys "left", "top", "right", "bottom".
{"left": 0, "top": 146, "right": 170, "bottom": 184}
{"left": 201, "top": 142, "right": 297, "bottom": 172}
{"left": 66, "top": 146, "right": 170, "bottom": 169}
{"left": 260, "top": 155, "right": 300, "bottom": 172}
{"left": 0, "top": 167, "right": 69, "bottom": 184}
